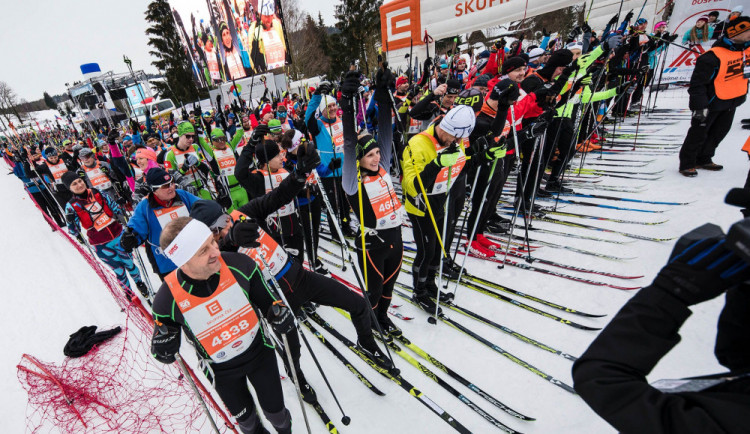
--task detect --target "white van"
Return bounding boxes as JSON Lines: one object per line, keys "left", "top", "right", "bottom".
{"left": 132, "top": 99, "right": 176, "bottom": 123}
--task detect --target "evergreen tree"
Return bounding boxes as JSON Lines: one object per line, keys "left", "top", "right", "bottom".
{"left": 144, "top": 0, "right": 200, "bottom": 104}
{"left": 43, "top": 92, "right": 57, "bottom": 110}
{"left": 330, "top": 0, "right": 383, "bottom": 77}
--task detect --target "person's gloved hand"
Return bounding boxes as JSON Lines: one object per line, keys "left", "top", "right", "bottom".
{"left": 617, "top": 80, "right": 635, "bottom": 94}
{"left": 251, "top": 125, "right": 270, "bottom": 144}
{"left": 482, "top": 139, "right": 507, "bottom": 162}
{"left": 107, "top": 129, "right": 120, "bottom": 143}
{"left": 567, "top": 26, "right": 582, "bottom": 42}
{"left": 653, "top": 223, "right": 750, "bottom": 305}
{"left": 490, "top": 82, "right": 521, "bottom": 108}
{"left": 692, "top": 108, "right": 708, "bottom": 126}
{"left": 294, "top": 145, "right": 321, "bottom": 181}
{"left": 533, "top": 87, "right": 556, "bottom": 109}
{"left": 435, "top": 145, "right": 461, "bottom": 167}
{"left": 328, "top": 157, "right": 342, "bottom": 171}
{"left": 217, "top": 192, "right": 233, "bottom": 209}
{"left": 229, "top": 218, "right": 261, "bottom": 248}
{"left": 268, "top": 301, "right": 295, "bottom": 336}
{"left": 607, "top": 14, "right": 619, "bottom": 27}
{"left": 582, "top": 22, "right": 592, "bottom": 34}
{"left": 151, "top": 323, "right": 180, "bottom": 364}
{"left": 340, "top": 70, "right": 361, "bottom": 99}
{"left": 120, "top": 227, "right": 139, "bottom": 252}
{"left": 667, "top": 33, "right": 679, "bottom": 42}
{"left": 602, "top": 34, "right": 623, "bottom": 51}
{"left": 519, "top": 115, "right": 551, "bottom": 142}
{"left": 623, "top": 10, "right": 633, "bottom": 23}
{"left": 181, "top": 154, "right": 199, "bottom": 172}
{"left": 374, "top": 66, "right": 395, "bottom": 106}
{"left": 542, "top": 27, "right": 551, "bottom": 37}
{"left": 314, "top": 81, "right": 332, "bottom": 95}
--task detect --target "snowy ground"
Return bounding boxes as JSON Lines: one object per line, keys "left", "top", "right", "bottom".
{"left": 2, "top": 86, "right": 749, "bottom": 433}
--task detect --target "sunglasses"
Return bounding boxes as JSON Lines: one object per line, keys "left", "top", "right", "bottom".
{"left": 213, "top": 137, "right": 227, "bottom": 142}
{"left": 210, "top": 214, "right": 232, "bottom": 234}
{"left": 157, "top": 180, "right": 175, "bottom": 190}
{"left": 184, "top": 134, "right": 196, "bottom": 140}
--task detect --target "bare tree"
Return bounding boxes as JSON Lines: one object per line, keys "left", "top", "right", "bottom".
{"left": 280, "top": 0, "right": 330, "bottom": 80}
{"left": 0, "top": 81, "right": 23, "bottom": 124}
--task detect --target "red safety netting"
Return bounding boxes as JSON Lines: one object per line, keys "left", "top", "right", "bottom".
{"left": 8, "top": 157, "right": 238, "bottom": 433}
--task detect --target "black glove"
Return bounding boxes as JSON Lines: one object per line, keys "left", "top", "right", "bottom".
{"left": 617, "top": 80, "right": 635, "bottom": 94}
{"left": 217, "top": 193, "right": 233, "bottom": 209}
{"left": 151, "top": 323, "right": 181, "bottom": 364}
{"left": 533, "top": 87, "right": 555, "bottom": 109}
{"left": 268, "top": 302, "right": 295, "bottom": 336}
{"left": 107, "top": 129, "right": 119, "bottom": 143}
{"left": 623, "top": 10, "right": 633, "bottom": 23}
{"left": 341, "top": 70, "right": 361, "bottom": 99}
{"left": 567, "top": 26, "right": 581, "bottom": 42}
{"left": 692, "top": 109, "right": 708, "bottom": 126}
{"left": 489, "top": 82, "right": 520, "bottom": 108}
{"left": 229, "top": 218, "right": 261, "bottom": 248}
{"left": 328, "top": 157, "right": 342, "bottom": 171}
{"left": 374, "top": 66, "right": 395, "bottom": 106}
{"left": 294, "top": 144, "right": 321, "bottom": 180}
{"left": 652, "top": 223, "right": 750, "bottom": 306}
{"left": 582, "top": 22, "right": 591, "bottom": 34}
{"left": 519, "top": 115, "right": 550, "bottom": 142}
{"left": 607, "top": 14, "right": 619, "bottom": 26}
{"left": 120, "top": 227, "right": 139, "bottom": 252}
{"left": 252, "top": 124, "right": 270, "bottom": 143}
{"left": 542, "top": 27, "right": 550, "bottom": 37}
{"left": 315, "top": 80, "right": 332, "bottom": 95}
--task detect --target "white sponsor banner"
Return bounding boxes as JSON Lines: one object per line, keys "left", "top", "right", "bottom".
{"left": 660, "top": 0, "right": 740, "bottom": 83}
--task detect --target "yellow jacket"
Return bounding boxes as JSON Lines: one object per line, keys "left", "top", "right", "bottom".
{"left": 401, "top": 123, "right": 466, "bottom": 217}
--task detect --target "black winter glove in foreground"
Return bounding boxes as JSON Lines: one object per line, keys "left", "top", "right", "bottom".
{"left": 229, "top": 218, "right": 261, "bottom": 248}
{"left": 151, "top": 323, "right": 180, "bottom": 364}
{"left": 268, "top": 302, "right": 295, "bottom": 335}
{"left": 294, "top": 145, "right": 321, "bottom": 181}
{"left": 340, "top": 70, "right": 361, "bottom": 99}
{"left": 120, "top": 227, "right": 139, "bottom": 252}
{"left": 653, "top": 223, "right": 750, "bottom": 306}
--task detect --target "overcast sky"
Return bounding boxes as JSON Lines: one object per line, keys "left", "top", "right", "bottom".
{"left": 0, "top": 0, "right": 336, "bottom": 102}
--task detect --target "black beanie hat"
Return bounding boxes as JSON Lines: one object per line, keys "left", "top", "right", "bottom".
{"left": 446, "top": 79, "right": 462, "bottom": 95}
{"left": 726, "top": 16, "right": 750, "bottom": 39}
{"left": 545, "top": 49, "right": 574, "bottom": 69}
{"left": 473, "top": 74, "right": 491, "bottom": 88}
{"left": 190, "top": 199, "right": 225, "bottom": 227}
{"left": 356, "top": 134, "right": 378, "bottom": 160}
{"left": 502, "top": 56, "right": 527, "bottom": 75}
{"left": 256, "top": 140, "right": 281, "bottom": 166}
{"left": 62, "top": 171, "right": 81, "bottom": 189}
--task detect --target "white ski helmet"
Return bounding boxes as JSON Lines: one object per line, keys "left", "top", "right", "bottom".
{"left": 439, "top": 105, "right": 476, "bottom": 139}
{"left": 318, "top": 95, "right": 336, "bottom": 114}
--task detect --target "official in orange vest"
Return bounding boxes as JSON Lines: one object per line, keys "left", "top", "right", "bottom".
{"left": 152, "top": 217, "right": 293, "bottom": 434}
{"left": 679, "top": 16, "right": 750, "bottom": 177}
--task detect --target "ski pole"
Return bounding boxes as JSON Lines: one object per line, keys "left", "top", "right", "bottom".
{"left": 280, "top": 331, "right": 312, "bottom": 434}
{"left": 174, "top": 353, "right": 222, "bottom": 434}
{"left": 255, "top": 252, "right": 351, "bottom": 426}
{"left": 131, "top": 247, "right": 156, "bottom": 302}
{"left": 501, "top": 107, "right": 528, "bottom": 266}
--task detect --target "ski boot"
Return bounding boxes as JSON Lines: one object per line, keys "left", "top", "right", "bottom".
{"left": 358, "top": 338, "right": 396, "bottom": 373}
{"left": 313, "top": 259, "right": 330, "bottom": 275}
{"left": 545, "top": 180, "right": 574, "bottom": 193}
{"left": 135, "top": 281, "right": 150, "bottom": 299}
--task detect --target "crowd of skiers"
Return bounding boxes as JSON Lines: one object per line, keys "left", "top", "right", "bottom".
{"left": 3, "top": 8, "right": 750, "bottom": 433}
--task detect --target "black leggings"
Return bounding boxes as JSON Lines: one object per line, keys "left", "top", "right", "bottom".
{"left": 408, "top": 212, "right": 442, "bottom": 293}
{"left": 298, "top": 195, "right": 321, "bottom": 266}
{"left": 444, "top": 175, "right": 467, "bottom": 254}
{"left": 279, "top": 260, "right": 372, "bottom": 343}
{"left": 467, "top": 153, "right": 510, "bottom": 237}
{"left": 212, "top": 344, "right": 288, "bottom": 426}
{"left": 357, "top": 231, "right": 403, "bottom": 319}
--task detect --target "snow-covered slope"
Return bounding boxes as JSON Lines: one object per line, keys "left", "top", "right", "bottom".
{"left": 2, "top": 87, "right": 748, "bottom": 433}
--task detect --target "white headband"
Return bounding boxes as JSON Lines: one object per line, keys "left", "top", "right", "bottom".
{"left": 164, "top": 219, "right": 213, "bottom": 268}
{"left": 289, "top": 130, "right": 304, "bottom": 152}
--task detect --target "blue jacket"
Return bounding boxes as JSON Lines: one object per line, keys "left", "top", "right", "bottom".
{"left": 305, "top": 94, "right": 341, "bottom": 178}
{"left": 13, "top": 163, "right": 45, "bottom": 194}
{"left": 127, "top": 189, "right": 200, "bottom": 273}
